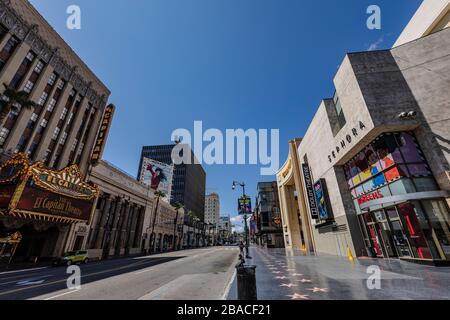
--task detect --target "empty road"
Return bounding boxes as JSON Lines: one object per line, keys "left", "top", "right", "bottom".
{"left": 0, "top": 247, "right": 239, "bottom": 300}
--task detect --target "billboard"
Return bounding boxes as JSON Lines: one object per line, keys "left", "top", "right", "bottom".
{"left": 140, "top": 158, "right": 173, "bottom": 202}
{"left": 314, "top": 179, "right": 333, "bottom": 221}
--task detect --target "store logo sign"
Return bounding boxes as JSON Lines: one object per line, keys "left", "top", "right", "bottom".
{"left": 91, "top": 104, "right": 115, "bottom": 166}
{"left": 328, "top": 121, "right": 366, "bottom": 163}
{"left": 357, "top": 190, "right": 383, "bottom": 206}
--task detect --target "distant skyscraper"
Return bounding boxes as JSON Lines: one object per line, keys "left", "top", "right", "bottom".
{"left": 205, "top": 193, "right": 220, "bottom": 227}
{"left": 137, "top": 144, "right": 206, "bottom": 219}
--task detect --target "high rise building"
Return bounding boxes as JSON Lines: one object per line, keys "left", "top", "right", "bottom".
{"left": 138, "top": 144, "right": 206, "bottom": 219}
{"left": 205, "top": 193, "right": 220, "bottom": 227}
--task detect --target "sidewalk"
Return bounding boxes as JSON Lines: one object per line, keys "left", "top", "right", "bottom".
{"left": 227, "top": 247, "right": 450, "bottom": 300}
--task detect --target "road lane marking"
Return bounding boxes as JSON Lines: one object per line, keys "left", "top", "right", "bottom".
{"left": 0, "top": 267, "right": 49, "bottom": 276}
{"left": 0, "top": 259, "right": 152, "bottom": 297}
{"left": 44, "top": 289, "right": 80, "bottom": 300}
{"left": 221, "top": 269, "right": 237, "bottom": 300}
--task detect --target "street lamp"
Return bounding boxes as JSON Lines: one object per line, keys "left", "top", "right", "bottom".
{"left": 232, "top": 181, "right": 251, "bottom": 258}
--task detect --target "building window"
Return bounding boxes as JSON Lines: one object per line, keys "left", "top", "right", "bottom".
{"left": 48, "top": 73, "right": 57, "bottom": 86}
{"left": 59, "top": 132, "right": 68, "bottom": 145}
{"left": 23, "top": 80, "right": 34, "bottom": 93}
{"left": 67, "top": 112, "right": 74, "bottom": 125}
{"left": 60, "top": 108, "right": 68, "bottom": 120}
{"left": 0, "top": 128, "right": 10, "bottom": 146}
{"left": 71, "top": 139, "right": 78, "bottom": 151}
{"left": 38, "top": 92, "right": 49, "bottom": 106}
{"left": 25, "top": 52, "right": 35, "bottom": 62}
{"left": 56, "top": 79, "right": 64, "bottom": 90}
{"left": 28, "top": 142, "right": 38, "bottom": 158}
{"left": 52, "top": 127, "right": 60, "bottom": 140}
{"left": 43, "top": 149, "right": 51, "bottom": 162}
{"left": 34, "top": 61, "right": 45, "bottom": 74}
{"left": 333, "top": 92, "right": 346, "bottom": 132}
{"left": 47, "top": 98, "right": 57, "bottom": 112}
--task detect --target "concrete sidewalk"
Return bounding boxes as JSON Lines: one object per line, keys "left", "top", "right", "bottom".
{"left": 227, "top": 247, "right": 450, "bottom": 300}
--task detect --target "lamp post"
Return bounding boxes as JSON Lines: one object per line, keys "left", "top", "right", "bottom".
{"left": 232, "top": 181, "right": 251, "bottom": 258}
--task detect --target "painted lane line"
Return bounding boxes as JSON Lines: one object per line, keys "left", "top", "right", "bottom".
{"left": 221, "top": 269, "right": 237, "bottom": 300}
{"left": 0, "top": 267, "right": 49, "bottom": 276}
{"left": 0, "top": 259, "right": 151, "bottom": 297}
{"left": 44, "top": 289, "right": 80, "bottom": 300}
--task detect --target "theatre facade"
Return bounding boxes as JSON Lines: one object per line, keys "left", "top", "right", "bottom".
{"left": 278, "top": 27, "right": 450, "bottom": 265}
{"left": 0, "top": 153, "right": 98, "bottom": 264}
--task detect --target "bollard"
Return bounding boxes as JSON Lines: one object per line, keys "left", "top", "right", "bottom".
{"left": 236, "top": 264, "right": 257, "bottom": 300}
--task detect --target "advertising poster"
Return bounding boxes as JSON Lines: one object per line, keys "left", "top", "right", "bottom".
{"left": 238, "top": 196, "right": 252, "bottom": 215}
{"left": 314, "top": 179, "right": 332, "bottom": 221}
{"left": 140, "top": 158, "right": 174, "bottom": 202}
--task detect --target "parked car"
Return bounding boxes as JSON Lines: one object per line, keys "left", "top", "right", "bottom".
{"left": 52, "top": 250, "right": 89, "bottom": 266}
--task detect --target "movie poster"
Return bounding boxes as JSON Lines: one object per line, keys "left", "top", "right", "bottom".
{"left": 140, "top": 158, "right": 174, "bottom": 203}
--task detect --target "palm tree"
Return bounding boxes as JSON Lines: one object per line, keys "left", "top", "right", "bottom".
{"left": 0, "top": 83, "right": 37, "bottom": 128}
{"left": 149, "top": 190, "right": 166, "bottom": 252}
{"left": 172, "top": 202, "right": 184, "bottom": 250}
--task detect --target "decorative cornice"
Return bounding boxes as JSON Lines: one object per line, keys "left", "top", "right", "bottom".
{"left": 0, "top": 0, "right": 106, "bottom": 108}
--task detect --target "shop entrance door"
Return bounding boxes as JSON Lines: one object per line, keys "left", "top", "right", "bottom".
{"left": 385, "top": 208, "right": 413, "bottom": 258}
{"left": 360, "top": 211, "right": 397, "bottom": 258}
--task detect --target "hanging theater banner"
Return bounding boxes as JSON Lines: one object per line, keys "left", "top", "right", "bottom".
{"left": 0, "top": 154, "right": 99, "bottom": 224}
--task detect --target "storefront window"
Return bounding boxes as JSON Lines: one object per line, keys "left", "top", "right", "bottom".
{"left": 389, "top": 179, "right": 416, "bottom": 195}
{"left": 413, "top": 177, "right": 438, "bottom": 192}
{"left": 373, "top": 134, "right": 404, "bottom": 169}
{"left": 407, "top": 163, "right": 431, "bottom": 177}
{"left": 420, "top": 200, "right": 450, "bottom": 260}
{"left": 397, "top": 203, "right": 433, "bottom": 259}
{"left": 397, "top": 133, "right": 424, "bottom": 163}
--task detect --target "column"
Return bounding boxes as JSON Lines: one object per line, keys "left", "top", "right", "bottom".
{"left": 134, "top": 207, "right": 145, "bottom": 250}
{"left": 126, "top": 206, "right": 138, "bottom": 250}
{"left": 104, "top": 198, "right": 122, "bottom": 257}
{"left": 93, "top": 195, "right": 112, "bottom": 249}
{"left": 114, "top": 201, "right": 129, "bottom": 256}
{"left": 124, "top": 204, "right": 135, "bottom": 255}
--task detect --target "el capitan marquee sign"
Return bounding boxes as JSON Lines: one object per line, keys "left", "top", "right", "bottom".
{"left": 0, "top": 154, "right": 98, "bottom": 223}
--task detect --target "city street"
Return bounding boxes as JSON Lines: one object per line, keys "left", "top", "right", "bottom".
{"left": 0, "top": 247, "right": 239, "bottom": 300}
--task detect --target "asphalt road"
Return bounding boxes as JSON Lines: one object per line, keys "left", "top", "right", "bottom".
{"left": 0, "top": 246, "right": 239, "bottom": 300}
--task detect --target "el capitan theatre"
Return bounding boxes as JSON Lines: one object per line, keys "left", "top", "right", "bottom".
{"left": 0, "top": 154, "right": 98, "bottom": 265}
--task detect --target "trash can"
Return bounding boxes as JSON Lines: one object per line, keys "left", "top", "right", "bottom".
{"left": 236, "top": 265, "right": 257, "bottom": 300}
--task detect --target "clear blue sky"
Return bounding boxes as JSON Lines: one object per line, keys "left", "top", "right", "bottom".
{"left": 31, "top": 0, "right": 422, "bottom": 230}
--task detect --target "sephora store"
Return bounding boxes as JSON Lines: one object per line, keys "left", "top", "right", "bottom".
{"left": 345, "top": 132, "right": 450, "bottom": 263}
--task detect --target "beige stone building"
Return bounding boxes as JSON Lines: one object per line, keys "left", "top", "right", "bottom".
{"left": 65, "top": 160, "right": 181, "bottom": 260}
{"left": 277, "top": 4, "right": 450, "bottom": 265}
{"left": 0, "top": 0, "right": 111, "bottom": 264}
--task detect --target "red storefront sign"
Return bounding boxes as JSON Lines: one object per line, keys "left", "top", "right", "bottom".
{"left": 357, "top": 190, "right": 383, "bottom": 206}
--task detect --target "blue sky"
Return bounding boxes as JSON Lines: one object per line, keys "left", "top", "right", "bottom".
{"left": 30, "top": 0, "right": 422, "bottom": 230}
